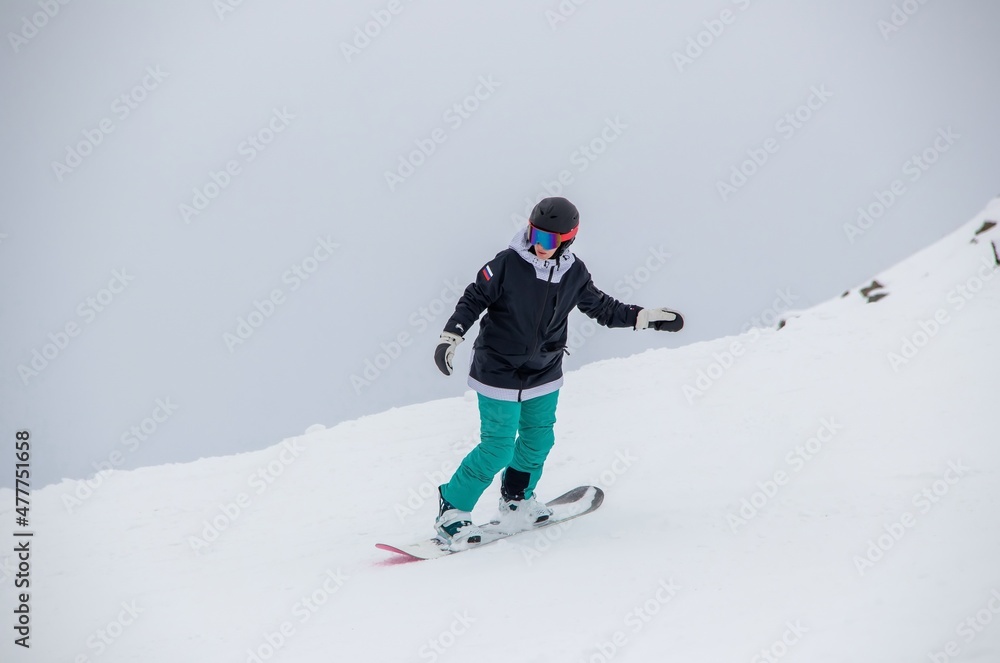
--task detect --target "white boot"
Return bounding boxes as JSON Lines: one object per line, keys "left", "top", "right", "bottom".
{"left": 435, "top": 488, "right": 483, "bottom": 550}
{"left": 495, "top": 494, "right": 553, "bottom": 533}
{"left": 435, "top": 510, "right": 483, "bottom": 550}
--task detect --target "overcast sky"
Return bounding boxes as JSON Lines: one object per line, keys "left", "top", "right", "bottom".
{"left": 2, "top": 0, "right": 999, "bottom": 488}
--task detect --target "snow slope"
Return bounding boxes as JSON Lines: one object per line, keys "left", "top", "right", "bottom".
{"left": 3, "top": 200, "right": 999, "bottom": 662}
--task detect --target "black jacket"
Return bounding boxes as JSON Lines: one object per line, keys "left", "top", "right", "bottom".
{"left": 444, "top": 230, "right": 640, "bottom": 401}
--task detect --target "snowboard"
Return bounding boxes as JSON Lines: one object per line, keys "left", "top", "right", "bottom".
{"left": 376, "top": 485, "right": 604, "bottom": 561}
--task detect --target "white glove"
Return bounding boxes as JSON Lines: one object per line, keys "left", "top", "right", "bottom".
{"left": 635, "top": 308, "right": 684, "bottom": 332}
{"left": 434, "top": 332, "right": 464, "bottom": 375}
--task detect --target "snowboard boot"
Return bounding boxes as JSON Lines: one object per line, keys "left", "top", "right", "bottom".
{"left": 434, "top": 487, "right": 483, "bottom": 550}
{"left": 495, "top": 468, "right": 553, "bottom": 533}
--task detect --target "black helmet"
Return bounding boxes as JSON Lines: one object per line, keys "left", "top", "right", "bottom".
{"left": 528, "top": 197, "right": 579, "bottom": 259}
{"left": 529, "top": 197, "right": 579, "bottom": 234}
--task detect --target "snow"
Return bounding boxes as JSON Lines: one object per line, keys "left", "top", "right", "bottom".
{"left": 3, "top": 200, "right": 1000, "bottom": 661}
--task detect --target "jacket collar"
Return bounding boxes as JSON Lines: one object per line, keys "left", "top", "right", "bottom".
{"left": 509, "top": 228, "right": 576, "bottom": 281}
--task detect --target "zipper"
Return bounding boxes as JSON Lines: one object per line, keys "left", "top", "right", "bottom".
{"left": 518, "top": 266, "right": 555, "bottom": 402}
{"left": 529, "top": 267, "right": 555, "bottom": 357}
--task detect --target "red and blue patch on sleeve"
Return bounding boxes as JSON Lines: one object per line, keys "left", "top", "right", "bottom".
{"left": 481, "top": 264, "right": 494, "bottom": 281}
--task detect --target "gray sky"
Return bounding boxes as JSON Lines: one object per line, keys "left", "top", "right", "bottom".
{"left": 2, "top": 0, "right": 999, "bottom": 488}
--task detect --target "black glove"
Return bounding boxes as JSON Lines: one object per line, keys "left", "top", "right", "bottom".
{"left": 635, "top": 308, "right": 684, "bottom": 332}
{"left": 434, "top": 332, "right": 464, "bottom": 376}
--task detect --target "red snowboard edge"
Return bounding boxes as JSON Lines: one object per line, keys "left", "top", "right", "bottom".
{"left": 375, "top": 543, "right": 423, "bottom": 560}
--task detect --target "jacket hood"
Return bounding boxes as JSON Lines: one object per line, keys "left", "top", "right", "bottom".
{"left": 509, "top": 228, "right": 577, "bottom": 278}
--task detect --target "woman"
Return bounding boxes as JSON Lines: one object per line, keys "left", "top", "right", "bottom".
{"left": 432, "top": 197, "right": 683, "bottom": 549}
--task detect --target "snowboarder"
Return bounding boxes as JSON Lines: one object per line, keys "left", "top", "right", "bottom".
{"left": 432, "top": 197, "right": 684, "bottom": 548}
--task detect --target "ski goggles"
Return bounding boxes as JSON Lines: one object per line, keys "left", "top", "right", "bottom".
{"left": 528, "top": 223, "right": 578, "bottom": 251}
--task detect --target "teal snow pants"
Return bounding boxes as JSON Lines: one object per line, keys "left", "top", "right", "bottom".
{"left": 440, "top": 390, "right": 559, "bottom": 512}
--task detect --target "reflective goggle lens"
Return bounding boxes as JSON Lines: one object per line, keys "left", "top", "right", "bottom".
{"left": 529, "top": 225, "right": 561, "bottom": 251}
{"left": 530, "top": 224, "right": 578, "bottom": 250}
